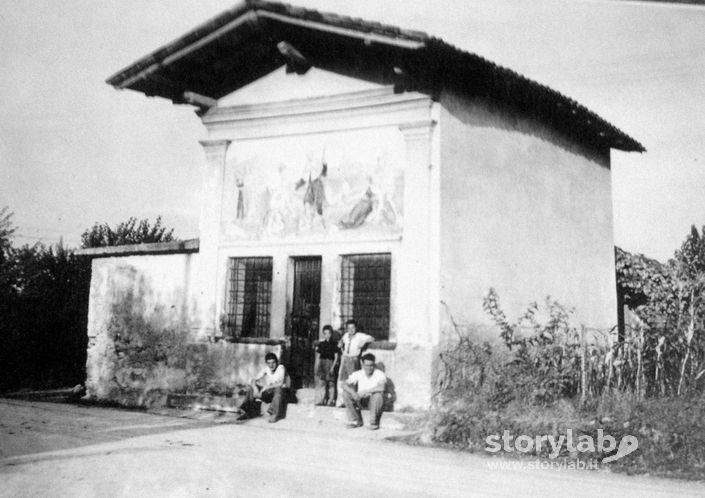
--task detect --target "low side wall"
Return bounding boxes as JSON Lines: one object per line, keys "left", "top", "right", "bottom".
{"left": 84, "top": 253, "right": 285, "bottom": 407}
{"left": 185, "top": 341, "right": 285, "bottom": 394}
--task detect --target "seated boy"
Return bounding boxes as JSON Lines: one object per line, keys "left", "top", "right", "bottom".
{"left": 251, "top": 352, "right": 287, "bottom": 423}
{"left": 315, "top": 324, "right": 341, "bottom": 406}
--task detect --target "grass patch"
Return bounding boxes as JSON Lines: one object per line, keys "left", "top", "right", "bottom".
{"left": 426, "top": 393, "right": 705, "bottom": 480}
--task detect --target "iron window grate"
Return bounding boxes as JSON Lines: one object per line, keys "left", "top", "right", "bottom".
{"left": 225, "top": 257, "right": 273, "bottom": 338}
{"left": 340, "top": 253, "right": 391, "bottom": 340}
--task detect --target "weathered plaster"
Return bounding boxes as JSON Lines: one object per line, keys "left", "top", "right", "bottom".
{"left": 85, "top": 253, "right": 284, "bottom": 407}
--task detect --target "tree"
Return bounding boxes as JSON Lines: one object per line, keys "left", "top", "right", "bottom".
{"left": 0, "top": 206, "right": 16, "bottom": 252}
{"left": 672, "top": 225, "right": 705, "bottom": 394}
{"left": 1, "top": 211, "right": 179, "bottom": 391}
{"left": 0, "top": 208, "right": 92, "bottom": 390}
{"left": 615, "top": 246, "right": 679, "bottom": 329}
{"left": 80, "top": 216, "right": 176, "bottom": 248}
{"left": 615, "top": 226, "right": 705, "bottom": 396}
{"left": 0, "top": 207, "right": 19, "bottom": 319}
{"left": 0, "top": 242, "right": 91, "bottom": 390}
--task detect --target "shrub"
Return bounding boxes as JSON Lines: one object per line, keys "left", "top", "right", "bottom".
{"left": 430, "top": 293, "right": 705, "bottom": 479}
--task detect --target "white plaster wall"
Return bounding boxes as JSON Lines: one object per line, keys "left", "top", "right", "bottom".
{"left": 85, "top": 252, "right": 201, "bottom": 402}
{"left": 86, "top": 253, "right": 201, "bottom": 340}
{"left": 438, "top": 90, "right": 618, "bottom": 335}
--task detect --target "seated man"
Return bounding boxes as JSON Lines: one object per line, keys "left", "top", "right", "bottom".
{"left": 341, "top": 353, "right": 387, "bottom": 430}
{"left": 251, "top": 352, "right": 287, "bottom": 423}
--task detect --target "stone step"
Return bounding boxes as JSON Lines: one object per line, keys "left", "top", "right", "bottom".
{"left": 162, "top": 389, "right": 424, "bottom": 433}
{"left": 294, "top": 388, "right": 317, "bottom": 405}
{"left": 286, "top": 402, "right": 420, "bottom": 432}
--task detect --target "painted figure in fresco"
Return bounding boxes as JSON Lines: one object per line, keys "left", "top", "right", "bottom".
{"left": 295, "top": 153, "right": 328, "bottom": 231}
{"left": 365, "top": 156, "right": 401, "bottom": 229}
{"left": 303, "top": 161, "right": 327, "bottom": 216}
{"left": 336, "top": 155, "right": 401, "bottom": 231}
{"left": 235, "top": 177, "right": 245, "bottom": 220}
{"left": 229, "top": 161, "right": 251, "bottom": 228}
{"left": 338, "top": 186, "right": 377, "bottom": 229}
{"left": 379, "top": 192, "right": 398, "bottom": 226}
{"left": 262, "top": 163, "right": 297, "bottom": 235}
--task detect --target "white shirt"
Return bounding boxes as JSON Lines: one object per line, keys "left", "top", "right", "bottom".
{"left": 341, "top": 332, "right": 374, "bottom": 357}
{"left": 346, "top": 369, "right": 387, "bottom": 393}
{"left": 256, "top": 364, "right": 286, "bottom": 388}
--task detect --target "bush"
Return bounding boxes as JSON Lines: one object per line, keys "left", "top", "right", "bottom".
{"left": 430, "top": 292, "right": 705, "bottom": 479}
{"left": 0, "top": 242, "right": 91, "bottom": 391}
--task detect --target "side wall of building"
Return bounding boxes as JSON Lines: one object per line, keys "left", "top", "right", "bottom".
{"left": 438, "top": 90, "right": 618, "bottom": 340}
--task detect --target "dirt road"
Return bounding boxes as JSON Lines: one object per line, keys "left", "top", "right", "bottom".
{"left": 1, "top": 399, "right": 703, "bottom": 497}
{"left": 0, "top": 398, "right": 218, "bottom": 459}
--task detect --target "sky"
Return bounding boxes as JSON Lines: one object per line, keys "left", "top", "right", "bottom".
{"left": 0, "top": 0, "right": 703, "bottom": 262}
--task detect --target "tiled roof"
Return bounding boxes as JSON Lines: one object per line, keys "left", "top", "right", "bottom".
{"left": 107, "top": 0, "right": 644, "bottom": 153}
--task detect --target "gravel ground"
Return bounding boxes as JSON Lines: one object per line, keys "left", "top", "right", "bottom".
{"left": 2, "top": 399, "right": 704, "bottom": 497}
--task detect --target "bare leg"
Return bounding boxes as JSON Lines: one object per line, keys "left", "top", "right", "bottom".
{"left": 327, "top": 380, "right": 337, "bottom": 406}
{"left": 316, "top": 377, "right": 327, "bottom": 405}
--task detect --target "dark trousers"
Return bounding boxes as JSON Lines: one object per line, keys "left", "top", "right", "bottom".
{"left": 260, "top": 386, "right": 286, "bottom": 420}
{"left": 342, "top": 390, "right": 384, "bottom": 426}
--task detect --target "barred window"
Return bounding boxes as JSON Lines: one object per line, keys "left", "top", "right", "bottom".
{"left": 340, "top": 253, "right": 391, "bottom": 341}
{"left": 225, "top": 257, "right": 272, "bottom": 338}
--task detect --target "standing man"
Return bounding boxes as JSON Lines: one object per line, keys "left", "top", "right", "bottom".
{"left": 252, "top": 352, "right": 287, "bottom": 423}
{"left": 341, "top": 353, "right": 387, "bottom": 430}
{"left": 314, "top": 324, "right": 341, "bottom": 406}
{"left": 337, "top": 319, "right": 374, "bottom": 406}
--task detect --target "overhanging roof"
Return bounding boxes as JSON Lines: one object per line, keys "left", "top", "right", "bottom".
{"left": 107, "top": 0, "right": 644, "bottom": 153}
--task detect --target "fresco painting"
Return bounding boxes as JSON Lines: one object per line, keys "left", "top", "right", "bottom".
{"left": 222, "top": 129, "right": 405, "bottom": 240}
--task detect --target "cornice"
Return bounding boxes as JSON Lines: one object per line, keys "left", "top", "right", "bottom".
{"left": 201, "top": 88, "right": 435, "bottom": 140}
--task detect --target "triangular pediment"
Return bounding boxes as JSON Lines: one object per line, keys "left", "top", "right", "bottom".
{"left": 217, "top": 66, "right": 384, "bottom": 107}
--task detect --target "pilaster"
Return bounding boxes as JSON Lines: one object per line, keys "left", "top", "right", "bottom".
{"left": 196, "top": 139, "right": 230, "bottom": 338}
{"left": 397, "top": 120, "right": 437, "bottom": 345}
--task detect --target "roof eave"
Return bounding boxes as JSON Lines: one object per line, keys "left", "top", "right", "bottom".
{"left": 106, "top": 0, "right": 644, "bottom": 154}
{"left": 106, "top": 1, "right": 426, "bottom": 91}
